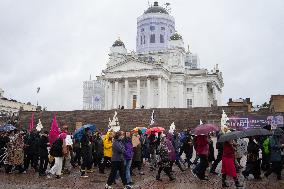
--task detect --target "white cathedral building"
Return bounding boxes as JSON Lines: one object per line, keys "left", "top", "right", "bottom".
{"left": 83, "top": 2, "right": 224, "bottom": 110}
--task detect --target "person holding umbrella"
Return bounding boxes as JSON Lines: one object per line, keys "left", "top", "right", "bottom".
{"left": 264, "top": 128, "right": 284, "bottom": 180}
{"left": 191, "top": 135, "right": 209, "bottom": 181}
{"left": 242, "top": 137, "right": 261, "bottom": 180}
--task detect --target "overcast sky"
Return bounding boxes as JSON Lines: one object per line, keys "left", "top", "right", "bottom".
{"left": 0, "top": 0, "right": 283, "bottom": 111}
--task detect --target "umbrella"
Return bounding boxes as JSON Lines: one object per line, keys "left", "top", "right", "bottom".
{"left": 132, "top": 127, "right": 147, "bottom": 134}
{"left": 218, "top": 131, "right": 246, "bottom": 142}
{"left": 145, "top": 126, "right": 165, "bottom": 135}
{"left": 244, "top": 128, "right": 272, "bottom": 138}
{"left": 273, "top": 128, "right": 284, "bottom": 136}
{"left": 2, "top": 124, "right": 16, "bottom": 132}
{"left": 193, "top": 124, "right": 220, "bottom": 135}
{"left": 73, "top": 124, "right": 96, "bottom": 141}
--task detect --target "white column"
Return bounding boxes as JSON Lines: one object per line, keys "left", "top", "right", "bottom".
{"left": 147, "top": 78, "right": 151, "bottom": 108}
{"left": 118, "top": 81, "right": 122, "bottom": 108}
{"left": 114, "top": 81, "right": 118, "bottom": 108}
{"left": 158, "top": 77, "right": 162, "bottom": 108}
{"left": 104, "top": 81, "right": 108, "bottom": 110}
{"left": 108, "top": 81, "right": 112, "bottom": 109}
{"left": 124, "top": 79, "right": 128, "bottom": 108}
{"left": 178, "top": 81, "right": 184, "bottom": 108}
{"left": 136, "top": 78, "right": 140, "bottom": 109}
{"left": 164, "top": 79, "right": 168, "bottom": 108}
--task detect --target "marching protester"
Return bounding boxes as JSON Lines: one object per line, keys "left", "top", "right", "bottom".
{"left": 105, "top": 131, "right": 132, "bottom": 189}
{"left": 156, "top": 134, "right": 175, "bottom": 181}
{"left": 221, "top": 140, "right": 243, "bottom": 187}
{"left": 80, "top": 128, "right": 93, "bottom": 178}
{"left": 38, "top": 131, "right": 49, "bottom": 176}
{"left": 48, "top": 133, "right": 67, "bottom": 179}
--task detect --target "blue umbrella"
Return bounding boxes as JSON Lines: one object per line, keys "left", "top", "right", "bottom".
{"left": 73, "top": 124, "right": 96, "bottom": 141}
{"left": 3, "top": 124, "right": 16, "bottom": 132}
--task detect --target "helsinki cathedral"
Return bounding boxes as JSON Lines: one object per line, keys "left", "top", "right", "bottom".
{"left": 83, "top": 1, "right": 224, "bottom": 110}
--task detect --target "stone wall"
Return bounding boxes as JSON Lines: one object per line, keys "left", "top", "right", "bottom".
{"left": 18, "top": 106, "right": 249, "bottom": 132}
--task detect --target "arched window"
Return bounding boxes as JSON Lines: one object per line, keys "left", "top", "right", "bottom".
{"left": 160, "top": 34, "right": 164, "bottom": 43}
{"left": 143, "top": 35, "right": 146, "bottom": 44}
{"left": 150, "top": 34, "right": 155, "bottom": 43}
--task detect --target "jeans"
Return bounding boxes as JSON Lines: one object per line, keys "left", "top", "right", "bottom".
{"left": 193, "top": 155, "right": 208, "bottom": 179}
{"left": 107, "top": 161, "right": 127, "bottom": 186}
{"left": 124, "top": 159, "right": 132, "bottom": 183}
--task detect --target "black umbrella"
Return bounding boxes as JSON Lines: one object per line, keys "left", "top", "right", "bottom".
{"left": 244, "top": 128, "right": 272, "bottom": 138}
{"left": 218, "top": 131, "right": 246, "bottom": 142}
{"left": 274, "top": 128, "right": 284, "bottom": 136}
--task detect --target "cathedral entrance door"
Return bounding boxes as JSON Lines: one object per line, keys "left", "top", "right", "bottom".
{"left": 132, "top": 95, "right": 137, "bottom": 109}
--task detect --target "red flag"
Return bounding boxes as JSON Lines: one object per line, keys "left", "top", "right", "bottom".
{"left": 29, "top": 113, "right": 34, "bottom": 132}
{"left": 49, "top": 114, "right": 60, "bottom": 145}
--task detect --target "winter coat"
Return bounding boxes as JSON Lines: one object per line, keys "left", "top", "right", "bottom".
{"left": 94, "top": 136, "right": 104, "bottom": 156}
{"left": 6, "top": 134, "right": 24, "bottom": 165}
{"left": 182, "top": 135, "right": 193, "bottom": 154}
{"left": 111, "top": 139, "right": 125, "bottom": 161}
{"left": 133, "top": 143, "right": 142, "bottom": 162}
{"left": 39, "top": 135, "right": 49, "bottom": 157}
{"left": 236, "top": 138, "right": 247, "bottom": 159}
{"left": 269, "top": 136, "right": 282, "bottom": 162}
{"left": 166, "top": 134, "right": 176, "bottom": 161}
{"left": 157, "top": 141, "right": 170, "bottom": 168}
{"left": 247, "top": 140, "right": 259, "bottom": 162}
{"left": 195, "top": 135, "right": 209, "bottom": 156}
{"left": 50, "top": 138, "right": 63, "bottom": 157}
{"left": 103, "top": 131, "right": 113, "bottom": 157}
{"left": 124, "top": 138, "right": 134, "bottom": 160}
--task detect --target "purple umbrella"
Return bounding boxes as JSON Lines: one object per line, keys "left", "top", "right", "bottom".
{"left": 193, "top": 124, "right": 220, "bottom": 135}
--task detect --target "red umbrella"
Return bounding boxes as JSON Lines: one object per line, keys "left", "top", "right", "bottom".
{"left": 145, "top": 126, "right": 165, "bottom": 135}
{"left": 193, "top": 124, "right": 220, "bottom": 135}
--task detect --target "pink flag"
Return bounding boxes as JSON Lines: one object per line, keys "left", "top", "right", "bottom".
{"left": 49, "top": 114, "right": 60, "bottom": 145}
{"left": 28, "top": 112, "right": 34, "bottom": 132}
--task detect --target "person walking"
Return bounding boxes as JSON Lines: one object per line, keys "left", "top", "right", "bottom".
{"left": 192, "top": 135, "right": 209, "bottom": 181}
{"left": 38, "top": 131, "right": 49, "bottom": 176}
{"left": 124, "top": 131, "right": 134, "bottom": 185}
{"left": 105, "top": 131, "right": 132, "bottom": 189}
{"left": 156, "top": 134, "right": 175, "bottom": 181}
{"left": 48, "top": 133, "right": 67, "bottom": 179}
{"left": 221, "top": 140, "right": 243, "bottom": 187}
{"left": 80, "top": 128, "right": 93, "bottom": 178}
{"left": 264, "top": 128, "right": 284, "bottom": 180}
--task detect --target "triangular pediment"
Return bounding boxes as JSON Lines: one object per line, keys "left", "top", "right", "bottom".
{"left": 107, "top": 60, "right": 155, "bottom": 72}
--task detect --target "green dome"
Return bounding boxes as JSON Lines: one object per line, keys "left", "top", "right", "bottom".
{"left": 144, "top": 2, "right": 169, "bottom": 15}
{"left": 112, "top": 38, "right": 125, "bottom": 48}
{"left": 170, "top": 32, "right": 183, "bottom": 40}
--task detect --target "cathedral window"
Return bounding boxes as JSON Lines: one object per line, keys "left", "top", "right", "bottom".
{"left": 187, "top": 88, "right": 192, "bottom": 93}
{"left": 150, "top": 34, "right": 155, "bottom": 43}
{"left": 150, "top": 26, "right": 155, "bottom": 31}
{"left": 140, "top": 36, "right": 143, "bottom": 45}
{"left": 187, "top": 99, "right": 193, "bottom": 108}
{"left": 161, "top": 27, "right": 165, "bottom": 31}
{"left": 143, "top": 35, "right": 146, "bottom": 44}
{"left": 160, "top": 34, "right": 164, "bottom": 43}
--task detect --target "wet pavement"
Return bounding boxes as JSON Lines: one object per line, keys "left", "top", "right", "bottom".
{"left": 0, "top": 164, "right": 283, "bottom": 189}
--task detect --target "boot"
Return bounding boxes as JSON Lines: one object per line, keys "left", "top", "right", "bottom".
{"left": 222, "top": 174, "right": 229, "bottom": 187}
{"left": 169, "top": 174, "right": 176, "bottom": 181}
{"left": 156, "top": 174, "right": 162, "bottom": 181}
{"left": 235, "top": 180, "right": 243, "bottom": 187}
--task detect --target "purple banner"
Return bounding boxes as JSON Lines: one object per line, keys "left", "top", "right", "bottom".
{"left": 227, "top": 115, "right": 284, "bottom": 130}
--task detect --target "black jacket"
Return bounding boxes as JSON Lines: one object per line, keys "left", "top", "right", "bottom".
{"left": 39, "top": 135, "right": 49, "bottom": 157}
{"left": 50, "top": 138, "right": 63, "bottom": 157}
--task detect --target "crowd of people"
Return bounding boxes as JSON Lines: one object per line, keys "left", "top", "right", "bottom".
{"left": 0, "top": 124, "right": 284, "bottom": 189}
